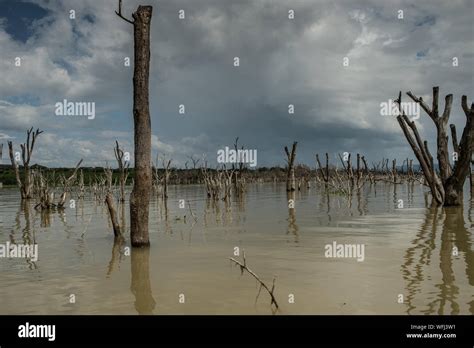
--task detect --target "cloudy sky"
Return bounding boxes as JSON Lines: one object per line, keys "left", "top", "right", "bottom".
{"left": 0, "top": 0, "right": 472, "bottom": 168}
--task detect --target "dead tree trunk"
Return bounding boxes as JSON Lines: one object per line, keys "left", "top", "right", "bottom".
{"left": 78, "top": 169, "right": 85, "bottom": 199}
{"left": 338, "top": 153, "right": 354, "bottom": 187}
{"left": 114, "top": 140, "right": 129, "bottom": 202}
{"left": 162, "top": 157, "right": 171, "bottom": 199}
{"left": 57, "top": 159, "right": 83, "bottom": 208}
{"left": 116, "top": 2, "right": 153, "bottom": 246}
{"left": 284, "top": 142, "right": 297, "bottom": 192}
{"left": 397, "top": 87, "right": 473, "bottom": 206}
{"left": 316, "top": 153, "right": 329, "bottom": 183}
{"left": 391, "top": 159, "right": 398, "bottom": 184}
{"left": 105, "top": 167, "right": 122, "bottom": 237}
{"left": 361, "top": 156, "right": 375, "bottom": 184}
{"left": 7, "top": 128, "right": 43, "bottom": 199}
{"left": 187, "top": 155, "right": 200, "bottom": 169}
{"left": 443, "top": 96, "right": 474, "bottom": 205}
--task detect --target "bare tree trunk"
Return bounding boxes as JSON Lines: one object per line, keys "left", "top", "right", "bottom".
{"left": 114, "top": 140, "right": 129, "bottom": 202}
{"left": 7, "top": 128, "right": 43, "bottom": 199}
{"left": 444, "top": 96, "right": 474, "bottom": 205}
{"left": 162, "top": 158, "right": 171, "bottom": 199}
{"left": 392, "top": 159, "right": 397, "bottom": 184}
{"left": 105, "top": 168, "right": 122, "bottom": 237}
{"left": 316, "top": 153, "right": 329, "bottom": 183}
{"left": 57, "top": 159, "right": 83, "bottom": 208}
{"left": 116, "top": 3, "right": 153, "bottom": 246}
{"left": 78, "top": 169, "right": 85, "bottom": 199}
{"left": 284, "top": 142, "right": 297, "bottom": 192}
{"left": 397, "top": 87, "right": 473, "bottom": 206}
{"left": 325, "top": 152, "right": 329, "bottom": 183}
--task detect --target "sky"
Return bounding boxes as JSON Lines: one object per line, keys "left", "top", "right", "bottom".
{"left": 0, "top": 0, "right": 472, "bottom": 168}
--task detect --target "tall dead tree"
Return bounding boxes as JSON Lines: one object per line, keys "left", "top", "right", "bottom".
{"left": 284, "top": 142, "right": 297, "bottom": 192}
{"left": 114, "top": 140, "right": 130, "bottom": 202}
{"left": 396, "top": 87, "right": 473, "bottom": 206}
{"left": 8, "top": 128, "right": 43, "bottom": 199}
{"left": 316, "top": 153, "right": 329, "bottom": 184}
{"left": 116, "top": 1, "right": 153, "bottom": 246}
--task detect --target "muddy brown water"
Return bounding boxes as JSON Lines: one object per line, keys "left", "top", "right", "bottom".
{"left": 0, "top": 182, "right": 473, "bottom": 314}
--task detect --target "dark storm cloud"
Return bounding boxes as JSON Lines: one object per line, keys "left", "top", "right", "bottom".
{"left": 0, "top": 0, "right": 472, "bottom": 167}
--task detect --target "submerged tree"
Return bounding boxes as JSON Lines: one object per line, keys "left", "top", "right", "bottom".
{"left": 105, "top": 167, "right": 122, "bottom": 237}
{"left": 7, "top": 127, "right": 43, "bottom": 199}
{"left": 115, "top": 1, "right": 153, "bottom": 246}
{"left": 284, "top": 142, "right": 297, "bottom": 192}
{"left": 396, "top": 87, "right": 473, "bottom": 206}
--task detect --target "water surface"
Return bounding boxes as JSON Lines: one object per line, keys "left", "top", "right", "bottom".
{"left": 0, "top": 182, "right": 473, "bottom": 314}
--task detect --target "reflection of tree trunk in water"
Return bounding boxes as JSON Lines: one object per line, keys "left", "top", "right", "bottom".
{"left": 21, "top": 200, "right": 33, "bottom": 244}
{"left": 318, "top": 188, "right": 331, "bottom": 223}
{"left": 392, "top": 183, "right": 398, "bottom": 208}
{"left": 325, "top": 190, "right": 331, "bottom": 222}
{"left": 213, "top": 199, "right": 220, "bottom": 224}
{"left": 203, "top": 198, "right": 210, "bottom": 228}
{"left": 14, "top": 200, "right": 37, "bottom": 270}
{"left": 408, "top": 181, "right": 415, "bottom": 205}
{"left": 237, "top": 194, "right": 245, "bottom": 213}
{"left": 130, "top": 247, "right": 156, "bottom": 314}
{"left": 286, "top": 191, "right": 298, "bottom": 242}
{"left": 40, "top": 209, "right": 51, "bottom": 228}
{"left": 444, "top": 207, "right": 474, "bottom": 312}
{"left": 78, "top": 198, "right": 84, "bottom": 221}
{"left": 162, "top": 198, "right": 172, "bottom": 234}
{"left": 467, "top": 197, "right": 474, "bottom": 313}
{"left": 436, "top": 208, "right": 460, "bottom": 314}
{"left": 401, "top": 207, "right": 440, "bottom": 314}
{"left": 107, "top": 235, "right": 125, "bottom": 277}
{"left": 401, "top": 207, "right": 473, "bottom": 314}
{"left": 223, "top": 199, "right": 232, "bottom": 225}
{"left": 356, "top": 189, "right": 363, "bottom": 216}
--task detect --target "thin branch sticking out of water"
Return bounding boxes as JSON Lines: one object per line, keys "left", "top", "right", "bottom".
{"left": 187, "top": 202, "right": 198, "bottom": 222}
{"left": 229, "top": 250, "right": 279, "bottom": 309}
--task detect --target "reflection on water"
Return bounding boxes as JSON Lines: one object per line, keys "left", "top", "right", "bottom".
{"left": 130, "top": 247, "right": 156, "bottom": 315}
{"left": 287, "top": 191, "right": 299, "bottom": 242}
{"left": 107, "top": 236, "right": 124, "bottom": 278}
{"left": 0, "top": 182, "right": 472, "bottom": 314}
{"left": 402, "top": 206, "right": 474, "bottom": 314}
